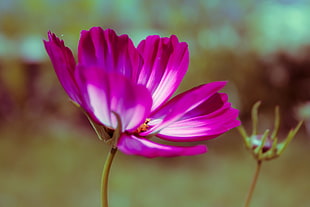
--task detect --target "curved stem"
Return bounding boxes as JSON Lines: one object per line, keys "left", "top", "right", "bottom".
{"left": 101, "top": 147, "right": 118, "bottom": 207}
{"left": 244, "top": 161, "right": 262, "bottom": 207}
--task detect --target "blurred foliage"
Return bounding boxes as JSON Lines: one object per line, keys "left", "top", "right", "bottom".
{"left": 1, "top": 0, "right": 309, "bottom": 129}
{"left": 1, "top": 0, "right": 310, "bottom": 206}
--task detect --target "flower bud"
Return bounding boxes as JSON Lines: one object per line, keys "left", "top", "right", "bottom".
{"left": 238, "top": 101, "right": 303, "bottom": 161}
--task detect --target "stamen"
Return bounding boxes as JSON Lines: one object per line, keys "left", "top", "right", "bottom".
{"left": 136, "top": 118, "right": 151, "bottom": 133}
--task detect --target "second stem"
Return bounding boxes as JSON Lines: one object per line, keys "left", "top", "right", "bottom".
{"left": 244, "top": 160, "right": 262, "bottom": 207}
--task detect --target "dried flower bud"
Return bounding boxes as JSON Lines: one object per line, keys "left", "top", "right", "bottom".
{"left": 238, "top": 101, "right": 303, "bottom": 161}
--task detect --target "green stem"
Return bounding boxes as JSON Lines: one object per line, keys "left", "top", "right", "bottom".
{"left": 244, "top": 161, "right": 262, "bottom": 207}
{"left": 101, "top": 147, "right": 117, "bottom": 207}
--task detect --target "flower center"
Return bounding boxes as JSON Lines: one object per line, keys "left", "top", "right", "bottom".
{"left": 136, "top": 118, "right": 151, "bottom": 133}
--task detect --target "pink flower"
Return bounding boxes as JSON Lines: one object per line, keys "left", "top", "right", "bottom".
{"left": 44, "top": 27, "right": 240, "bottom": 158}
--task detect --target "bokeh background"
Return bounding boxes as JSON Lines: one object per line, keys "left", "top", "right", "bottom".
{"left": 1, "top": 0, "right": 310, "bottom": 206}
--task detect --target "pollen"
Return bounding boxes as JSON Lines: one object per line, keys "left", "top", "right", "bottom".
{"left": 136, "top": 118, "right": 151, "bottom": 133}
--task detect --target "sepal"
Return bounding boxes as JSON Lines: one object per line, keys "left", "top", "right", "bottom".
{"left": 238, "top": 101, "right": 303, "bottom": 161}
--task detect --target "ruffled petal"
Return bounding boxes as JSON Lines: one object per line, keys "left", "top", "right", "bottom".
{"left": 43, "top": 31, "right": 81, "bottom": 103}
{"left": 137, "top": 35, "right": 189, "bottom": 112}
{"left": 75, "top": 65, "right": 152, "bottom": 131}
{"left": 78, "top": 27, "right": 142, "bottom": 81}
{"left": 117, "top": 134, "right": 207, "bottom": 158}
{"left": 144, "top": 81, "right": 227, "bottom": 134}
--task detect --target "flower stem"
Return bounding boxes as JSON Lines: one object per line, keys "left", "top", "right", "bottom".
{"left": 101, "top": 147, "right": 117, "bottom": 207}
{"left": 244, "top": 161, "right": 262, "bottom": 207}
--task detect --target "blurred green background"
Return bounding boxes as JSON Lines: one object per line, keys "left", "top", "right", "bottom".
{"left": 0, "top": 0, "right": 310, "bottom": 206}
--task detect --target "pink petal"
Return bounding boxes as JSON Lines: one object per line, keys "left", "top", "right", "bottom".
{"left": 157, "top": 102, "right": 240, "bottom": 141}
{"left": 75, "top": 65, "right": 152, "bottom": 131}
{"left": 43, "top": 32, "right": 80, "bottom": 103}
{"left": 144, "top": 81, "right": 227, "bottom": 134}
{"left": 117, "top": 134, "right": 207, "bottom": 158}
{"left": 181, "top": 93, "right": 229, "bottom": 119}
{"left": 137, "top": 35, "right": 189, "bottom": 112}
{"left": 78, "top": 27, "right": 142, "bottom": 82}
